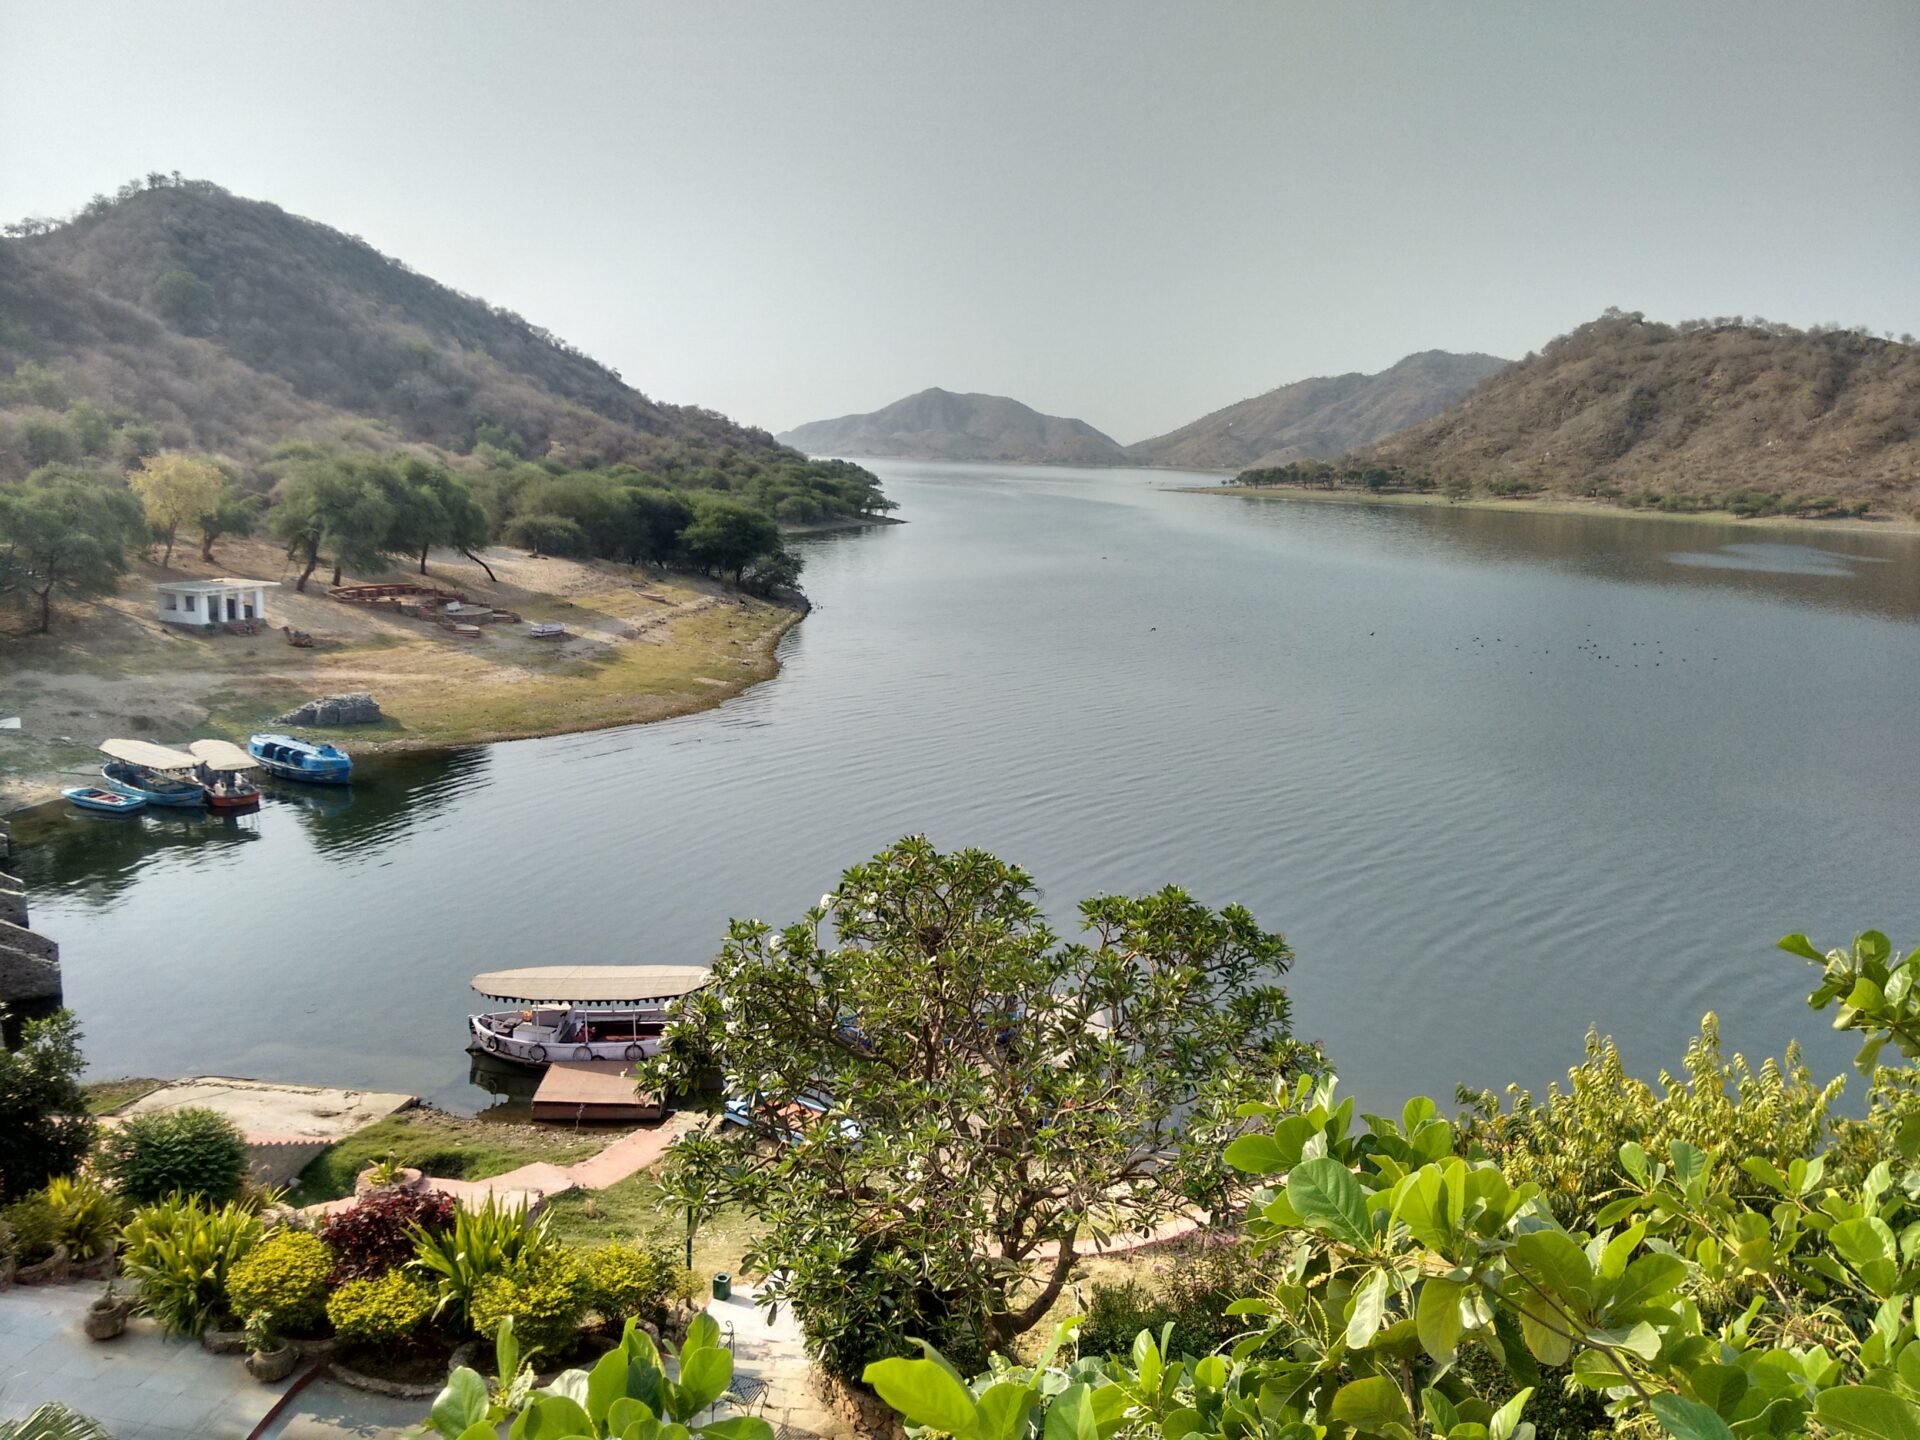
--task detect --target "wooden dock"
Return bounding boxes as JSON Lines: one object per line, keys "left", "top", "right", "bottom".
{"left": 531, "top": 1061, "right": 664, "bottom": 1123}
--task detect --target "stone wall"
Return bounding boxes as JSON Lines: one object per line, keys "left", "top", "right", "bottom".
{"left": 812, "top": 1373, "right": 908, "bottom": 1440}
{"left": 0, "top": 819, "right": 62, "bottom": 1006}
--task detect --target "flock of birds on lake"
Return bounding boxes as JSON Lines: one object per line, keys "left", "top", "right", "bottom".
{"left": 1351, "top": 624, "right": 1725, "bottom": 677}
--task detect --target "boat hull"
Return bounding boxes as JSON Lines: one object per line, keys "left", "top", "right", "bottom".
{"left": 248, "top": 734, "right": 353, "bottom": 785}
{"left": 203, "top": 786, "right": 262, "bottom": 811}
{"left": 101, "top": 763, "right": 206, "bottom": 808}
{"left": 63, "top": 786, "right": 146, "bottom": 815}
{"left": 466, "top": 1012, "right": 667, "bottom": 1068}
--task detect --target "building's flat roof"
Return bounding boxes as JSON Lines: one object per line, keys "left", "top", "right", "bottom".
{"left": 472, "top": 964, "right": 710, "bottom": 1005}
{"left": 153, "top": 577, "right": 283, "bottom": 593}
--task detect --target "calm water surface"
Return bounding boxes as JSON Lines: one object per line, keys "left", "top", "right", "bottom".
{"left": 17, "top": 463, "right": 1920, "bottom": 1111}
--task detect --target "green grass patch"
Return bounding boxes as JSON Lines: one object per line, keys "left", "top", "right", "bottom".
{"left": 542, "top": 1177, "right": 762, "bottom": 1277}
{"left": 285, "top": 1109, "right": 606, "bottom": 1206}
{"left": 80, "top": 1077, "right": 168, "bottom": 1114}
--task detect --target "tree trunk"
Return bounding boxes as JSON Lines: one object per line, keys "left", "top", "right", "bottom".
{"left": 418, "top": 543, "right": 430, "bottom": 575}
{"left": 200, "top": 530, "right": 216, "bottom": 563}
{"left": 295, "top": 541, "right": 320, "bottom": 593}
{"left": 35, "top": 584, "right": 53, "bottom": 634}
{"left": 161, "top": 528, "right": 175, "bottom": 568}
{"left": 460, "top": 547, "right": 497, "bottom": 583}
{"left": 330, "top": 560, "right": 343, "bottom": 586}
{"left": 994, "top": 1235, "right": 1079, "bottom": 1347}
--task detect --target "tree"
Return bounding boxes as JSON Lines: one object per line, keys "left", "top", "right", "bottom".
{"left": 149, "top": 269, "right": 216, "bottom": 333}
{"left": 679, "top": 498, "right": 782, "bottom": 583}
{"left": 0, "top": 1008, "right": 96, "bottom": 1201}
{"left": 196, "top": 483, "right": 263, "bottom": 562}
{"left": 650, "top": 838, "right": 1313, "bottom": 1377}
{"left": 267, "top": 455, "right": 399, "bottom": 591}
{"left": 0, "top": 467, "right": 145, "bottom": 631}
{"left": 129, "top": 451, "right": 225, "bottom": 566}
{"left": 503, "top": 513, "right": 585, "bottom": 558}
{"left": 384, "top": 461, "right": 493, "bottom": 578}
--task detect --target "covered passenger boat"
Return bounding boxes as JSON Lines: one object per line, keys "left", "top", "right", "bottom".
{"left": 185, "top": 738, "right": 263, "bottom": 811}
{"left": 99, "top": 739, "right": 206, "bottom": 808}
{"left": 248, "top": 733, "right": 353, "bottom": 784}
{"left": 466, "top": 964, "right": 710, "bottom": 1067}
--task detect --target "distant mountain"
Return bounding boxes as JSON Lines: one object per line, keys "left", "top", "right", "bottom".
{"left": 778, "top": 388, "right": 1126, "bottom": 464}
{"left": 1125, "top": 351, "right": 1509, "bottom": 470}
{"left": 1364, "top": 312, "right": 1920, "bottom": 504}
{"left": 0, "top": 179, "right": 803, "bottom": 473}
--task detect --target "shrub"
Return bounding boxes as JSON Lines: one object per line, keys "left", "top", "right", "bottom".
{"left": 320, "top": 1186, "right": 456, "bottom": 1283}
{"left": 327, "top": 1270, "right": 434, "bottom": 1345}
{"left": 0, "top": 1008, "right": 95, "bottom": 1202}
{"left": 578, "top": 1241, "right": 689, "bottom": 1328}
{"left": 98, "top": 1107, "right": 250, "bottom": 1204}
{"left": 40, "top": 1175, "right": 123, "bottom": 1261}
{"left": 120, "top": 1194, "right": 260, "bottom": 1335}
{"left": 225, "top": 1229, "right": 332, "bottom": 1335}
{"left": 1076, "top": 1245, "right": 1250, "bottom": 1362}
{"left": 469, "top": 1249, "right": 588, "bottom": 1358}
{"left": 411, "top": 1197, "right": 556, "bottom": 1327}
{"left": 2, "top": 1193, "right": 62, "bottom": 1265}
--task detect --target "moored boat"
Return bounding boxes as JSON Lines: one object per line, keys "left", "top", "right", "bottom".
{"left": 98, "top": 740, "right": 207, "bottom": 808}
{"left": 63, "top": 786, "right": 146, "bottom": 815}
{"left": 248, "top": 733, "right": 353, "bottom": 785}
{"left": 465, "top": 964, "right": 709, "bottom": 1067}
{"left": 186, "top": 738, "right": 263, "bottom": 811}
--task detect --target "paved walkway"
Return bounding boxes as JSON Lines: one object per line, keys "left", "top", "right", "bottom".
{"left": 706, "top": 1284, "right": 839, "bottom": 1440}
{"left": 0, "top": 1282, "right": 417, "bottom": 1439}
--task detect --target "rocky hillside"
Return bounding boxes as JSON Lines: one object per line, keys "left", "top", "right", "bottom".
{"left": 778, "top": 388, "right": 1126, "bottom": 464}
{"left": 1126, "top": 351, "right": 1508, "bottom": 470}
{"left": 0, "top": 178, "right": 800, "bottom": 475}
{"left": 1365, "top": 312, "right": 1920, "bottom": 505}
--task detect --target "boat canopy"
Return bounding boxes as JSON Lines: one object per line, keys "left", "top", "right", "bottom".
{"left": 471, "top": 964, "right": 711, "bottom": 1007}
{"left": 187, "top": 738, "right": 258, "bottom": 772}
{"left": 99, "top": 738, "right": 198, "bottom": 770}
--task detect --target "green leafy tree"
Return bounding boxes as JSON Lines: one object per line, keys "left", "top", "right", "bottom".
{"left": 128, "top": 451, "right": 225, "bottom": 566}
{"left": 267, "top": 454, "right": 399, "bottom": 591}
{"left": 196, "top": 483, "right": 263, "bottom": 563}
{"left": 679, "top": 498, "right": 782, "bottom": 582}
{"left": 383, "top": 460, "right": 494, "bottom": 577}
{"left": 0, "top": 1008, "right": 95, "bottom": 1201}
{"left": 0, "top": 466, "right": 145, "bottom": 631}
{"left": 149, "top": 269, "right": 216, "bottom": 333}
{"left": 650, "top": 837, "right": 1313, "bottom": 1376}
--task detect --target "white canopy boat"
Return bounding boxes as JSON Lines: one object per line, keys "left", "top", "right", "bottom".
{"left": 466, "top": 964, "right": 710, "bottom": 1067}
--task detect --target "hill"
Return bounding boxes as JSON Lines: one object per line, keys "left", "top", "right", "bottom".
{"left": 1125, "top": 351, "right": 1509, "bottom": 470}
{"left": 1363, "top": 312, "right": 1920, "bottom": 508}
{"left": 0, "top": 178, "right": 874, "bottom": 494}
{"left": 778, "top": 388, "right": 1126, "bottom": 464}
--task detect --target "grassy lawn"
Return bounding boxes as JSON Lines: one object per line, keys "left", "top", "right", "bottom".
{"left": 286, "top": 1108, "right": 608, "bottom": 1206}
{"left": 79, "top": 1077, "right": 168, "bottom": 1115}
{"left": 543, "top": 1174, "right": 763, "bottom": 1278}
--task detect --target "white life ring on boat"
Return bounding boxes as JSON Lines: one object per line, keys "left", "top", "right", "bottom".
{"left": 528, "top": 1042, "right": 547, "bottom": 1064}
{"left": 573, "top": 1045, "right": 593, "bottom": 1061}
{"left": 624, "top": 1042, "right": 645, "bottom": 1062}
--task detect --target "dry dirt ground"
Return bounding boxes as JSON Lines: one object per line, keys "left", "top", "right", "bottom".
{"left": 0, "top": 537, "right": 802, "bottom": 809}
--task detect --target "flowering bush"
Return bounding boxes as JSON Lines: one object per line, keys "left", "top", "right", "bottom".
{"left": 320, "top": 1186, "right": 455, "bottom": 1283}
{"left": 225, "top": 1228, "right": 333, "bottom": 1334}
{"left": 469, "top": 1249, "right": 588, "bottom": 1359}
{"left": 327, "top": 1269, "right": 434, "bottom": 1345}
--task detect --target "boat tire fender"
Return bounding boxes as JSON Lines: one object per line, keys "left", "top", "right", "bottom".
{"left": 624, "top": 1043, "right": 644, "bottom": 1062}
{"left": 573, "top": 1045, "right": 593, "bottom": 1061}
{"left": 528, "top": 1043, "right": 547, "bottom": 1064}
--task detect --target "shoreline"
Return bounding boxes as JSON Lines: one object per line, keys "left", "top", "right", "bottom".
{"left": 1186, "top": 483, "right": 1920, "bottom": 539}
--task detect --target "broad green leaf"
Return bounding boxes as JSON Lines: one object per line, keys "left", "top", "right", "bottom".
{"left": 677, "top": 1345, "right": 733, "bottom": 1420}
{"left": 1490, "top": 1388, "right": 1533, "bottom": 1440}
{"left": 1422, "top": 1388, "right": 1461, "bottom": 1434}
{"left": 1607, "top": 1253, "right": 1687, "bottom": 1313}
{"left": 683, "top": 1312, "right": 721, "bottom": 1356}
{"left": 610, "top": 1400, "right": 656, "bottom": 1435}
{"left": 1044, "top": 1384, "right": 1098, "bottom": 1440}
{"left": 1347, "top": 1269, "right": 1390, "bottom": 1349}
{"left": 1088, "top": 1386, "right": 1132, "bottom": 1439}
{"left": 1650, "top": 1394, "right": 1736, "bottom": 1440}
{"left": 1224, "top": 1134, "right": 1289, "bottom": 1175}
{"left": 1192, "top": 1356, "right": 1228, "bottom": 1392}
{"left": 863, "top": 1357, "right": 980, "bottom": 1439}
{"left": 1669, "top": 1142, "right": 1708, "bottom": 1190}
{"left": 699, "top": 1421, "right": 774, "bottom": 1440}
{"left": 1619, "top": 1142, "right": 1649, "bottom": 1185}
{"left": 1330, "top": 1376, "right": 1413, "bottom": 1433}
{"left": 1600, "top": 1222, "right": 1647, "bottom": 1280}
{"left": 587, "top": 1349, "right": 630, "bottom": 1427}
{"left": 1510, "top": 1230, "right": 1595, "bottom": 1315}
{"left": 1815, "top": 1386, "right": 1920, "bottom": 1440}
{"left": 1777, "top": 933, "right": 1824, "bottom": 961}
{"left": 513, "top": 1394, "right": 597, "bottom": 1440}
{"left": 1686, "top": 1364, "right": 1747, "bottom": 1416}
{"left": 1417, "top": 1277, "right": 1466, "bottom": 1362}
{"left": 432, "top": 1368, "right": 491, "bottom": 1438}
{"left": 973, "top": 1386, "right": 1037, "bottom": 1440}
{"left": 457, "top": 1426, "right": 499, "bottom": 1440}
{"left": 1287, "top": 1157, "right": 1372, "bottom": 1248}
{"left": 1162, "top": 1408, "right": 1202, "bottom": 1440}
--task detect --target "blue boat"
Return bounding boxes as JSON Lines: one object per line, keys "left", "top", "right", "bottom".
{"left": 63, "top": 785, "right": 146, "bottom": 815}
{"left": 98, "top": 741, "right": 207, "bottom": 808}
{"left": 248, "top": 733, "right": 353, "bottom": 785}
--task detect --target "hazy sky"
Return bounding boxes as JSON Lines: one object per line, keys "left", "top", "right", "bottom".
{"left": 4, "top": 2, "right": 1917, "bottom": 443}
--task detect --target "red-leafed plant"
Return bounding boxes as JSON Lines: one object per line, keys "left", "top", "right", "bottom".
{"left": 320, "top": 1187, "right": 456, "bottom": 1283}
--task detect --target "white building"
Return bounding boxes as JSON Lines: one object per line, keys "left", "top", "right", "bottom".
{"left": 154, "top": 578, "right": 281, "bottom": 629}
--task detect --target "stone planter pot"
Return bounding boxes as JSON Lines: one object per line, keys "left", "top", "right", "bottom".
{"left": 247, "top": 1345, "right": 299, "bottom": 1382}
{"left": 201, "top": 1325, "right": 249, "bottom": 1355}
{"left": 14, "top": 1244, "right": 69, "bottom": 1286}
{"left": 84, "top": 1296, "right": 133, "bottom": 1341}
{"left": 353, "top": 1166, "right": 424, "bottom": 1198}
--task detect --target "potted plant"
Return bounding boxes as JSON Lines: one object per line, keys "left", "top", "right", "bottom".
{"left": 84, "top": 1280, "right": 133, "bottom": 1341}
{"left": 243, "top": 1308, "right": 297, "bottom": 1382}
{"left": 354, "top": 1151, "right": 423, "bottom": 1197}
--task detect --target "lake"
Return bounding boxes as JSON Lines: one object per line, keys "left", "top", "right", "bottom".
{"left": 16, "top": 462, "right": 1920, "bottom": 1113}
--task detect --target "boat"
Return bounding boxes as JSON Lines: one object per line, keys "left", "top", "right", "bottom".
{"left": 185, "top": 738, "right": 263, "bottom": 811}
{"left": 248, "top": 733, "right": 353, "bottom": 785}
{"left": 62, "top": 786, "right": 146, "bottom": 815}
{"left": 465, "top": 964, "right": 709, "bottom": 1067}
{"left": 98, "top": 740, "right": 207, "bottom": 808}
{"left": 529, "top": 622, "right": 567, "bottom": 639}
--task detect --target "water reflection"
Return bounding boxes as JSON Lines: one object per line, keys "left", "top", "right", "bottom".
{"left": 284, "top": 746, "right": 489, "bottom": 860}
{"left": 9, "top": 804, "right": 263, "bottom": 909}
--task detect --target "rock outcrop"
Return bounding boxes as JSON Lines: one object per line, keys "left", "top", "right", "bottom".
{"left": 276, "top": 692, "right": 382, "bottom": 726}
